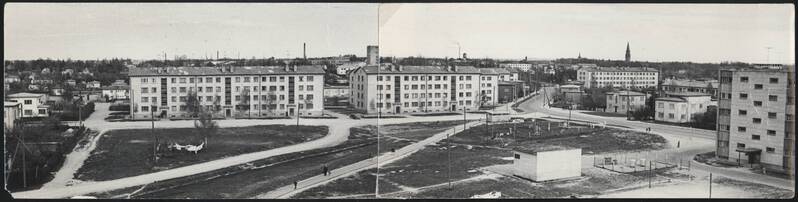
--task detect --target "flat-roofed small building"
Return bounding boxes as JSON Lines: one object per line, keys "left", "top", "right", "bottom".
{"left": 512, "top": 145, "right": 582, "bottom": 181}
{"left": 605, "top": 90, "right": 649, "bottom": 115}
{"left": 559, "top": 84, "right": 584, "bottom": 106}
{"left": 7, "top": 92, "right": 50, "bottom": 118}
{"left": 655, "top": 92, "right": 713, "bottom": 123}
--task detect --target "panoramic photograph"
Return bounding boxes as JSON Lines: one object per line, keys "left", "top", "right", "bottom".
{"left": 3, "top": 3, "right": 795, "bottom": 199}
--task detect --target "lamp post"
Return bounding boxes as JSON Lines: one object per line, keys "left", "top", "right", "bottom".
{"left": 151, "top": 105, "right": 157, "bottom": 163}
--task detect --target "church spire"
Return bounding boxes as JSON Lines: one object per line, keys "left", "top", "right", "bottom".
{"left": 578, "top": 52, "right": 581, "bottom": 59}
{"left": 625, "top": 42, "right": 631, "bottom": 63}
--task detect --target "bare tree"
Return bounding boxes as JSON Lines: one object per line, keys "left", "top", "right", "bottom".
{"left": 237, "top": 88, "right": 251, "bottom": 118}
{"left": 194, "top": 110, "right": 218, "bottom": 148}
{"left": 185, "top": 90, "right": 200, "bottom": 118}
{"left": 264, "top": 91, "right": 276, "bottom": 116}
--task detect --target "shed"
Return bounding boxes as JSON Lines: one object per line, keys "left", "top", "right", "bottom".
{"left": 512, "top": 145, "right": 581, "bottom": 181}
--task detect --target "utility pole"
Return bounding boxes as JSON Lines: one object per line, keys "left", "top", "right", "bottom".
{"left": 447, "top": 132, "right": 452, "bottom": 190}
{"left": 151, "top": 105, "right": 157, "bottom": 164}
{"left": 709, "top": 173, "right": 713, "bottom": 198}
{"left": 375, "top": 125, "right": 380, "bottom": 198}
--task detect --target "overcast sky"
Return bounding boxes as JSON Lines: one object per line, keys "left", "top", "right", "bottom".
{"left": 4, "top": 3, "right": 378, "bottom": 60}
{"left": 379, "top": 4, "right": 794, "bottom": 64}
{"left": 4, "top": 3, "right": 794, "bottom": 64}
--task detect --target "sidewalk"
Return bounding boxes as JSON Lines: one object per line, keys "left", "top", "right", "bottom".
{"left": 255, "top": 121, "right": 484, "bottom": 199}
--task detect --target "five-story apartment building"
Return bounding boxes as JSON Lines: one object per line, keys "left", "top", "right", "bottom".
{"left": 577, "top": 66, "right": 659, "bottom": 89}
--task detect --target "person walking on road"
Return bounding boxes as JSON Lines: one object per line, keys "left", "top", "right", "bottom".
{"left": 293, "top": 181, "right": 298, "bottom": 189}
{"left": 323, "top": 164, "right": 328, "bottom": 176}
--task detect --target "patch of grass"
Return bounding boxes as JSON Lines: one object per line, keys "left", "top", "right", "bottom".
{"left": 76, "top": 125, "right": 328, "bottom": 181}
{"left": 380, "top": 145, "right": 512, "bottom": 188}
{"left": 713, "top": 176, "right": 794, "bottom": 199}
{"left": 291, "top": 168, "right": 403, "bottom": 199}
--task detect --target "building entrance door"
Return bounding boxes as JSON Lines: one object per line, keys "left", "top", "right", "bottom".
{"left": 395, "top": 106, "right": 400, "bottom": 114}
{"left": 451, "top": 105, "right": 457, "bottom": 111}
{"left": 289, "top": 108, "right": 295, "bottom": 116}
{"left": 225, "top": 109, "right": 232, "bottom": 117}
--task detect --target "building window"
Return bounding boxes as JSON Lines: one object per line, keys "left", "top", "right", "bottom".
{"left": 740, "top": 77, "right": 749, "bottom": 82}
{"left": 739, "top": 93, "right": 748, "bottom": 99}
{"left": 738, "top": 110, "right": 747, "bottom": 115}
{"left": 754, "top": 84, "right": 763, "bottom": 89}
{"left": 767, "top": 130, "right": 777, "bottom": 136}
{"left": 737, "top": 127, "right": 746, "bottom": 132}
{"left": 768, "top": 112, "right": 777, "bottom": 119}
{"left": 752, "top": 135, "right": 760, "bottom": 140}
{"left": 514, "top": 154, "right": 521, "bottom": 159}
{"left": 736, "top": 143, "right": 745, "bottom": 148}
{"left": 753, "top": 118, "right": 762, "bottom": 124}
{"left": 769, "top": 95, "right": 778, "bottom": 101}
{"left": 770, "top": 78, "right": 779, "bottom": 84}
{"left": 142, "top": 106, "right": 149, "bottom": 112}
{"left": 766, "top": 147, "right": 775, "bottom": 153}
{"left": 753, "top": 101, "right": 762, "bottom": 106}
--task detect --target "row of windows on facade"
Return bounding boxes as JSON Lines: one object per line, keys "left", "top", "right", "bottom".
{"left": 657, "top": 112, "right": 688, "bottom": 120}
{"left": 372, "top": 92, "right": 481, "bottom": 100}
{"left": 719, "top": 93, "right": 790, "bottom": 105}
{"left": 593, "top": 81, "right": 657, "bottom": 85}
{"left": 735, "top": 142, "right": 778, "bottom": 154}
{"left": 374, "top": 83, "right": 481, "bottom": 91}
{"left": 139, "top": 75, "right": 315, "bottom": 84}
{"left": 373, "top": 75, "right": 475, "bottom": 82}
{"left": 657, "top": 103, "right": 705, "bottom": 109}
{"left": 589, "top": 76, "right": 657, "bottom": 81}
{"left": 580, "top": 72, "right": 657, "bottom": 76}
{"left": 139, "top": 103, "right": 315, "bottom": 113}
{"left": 140, "top": 85, "right": 315, "bottom": 94}
{"left": 719, "top": 124, "right": 781, "bottom": 136}
{"left": 373, "top": 100, "right": 474, "bottom": 108}
{"left": 608, "top": 96, "right": 646, "bottom": 101}
{"left": 22, "top": 109, "right": 47, "bottom": 115}
{"left": 140, "top": 94, "right": 314, "bottom": 103}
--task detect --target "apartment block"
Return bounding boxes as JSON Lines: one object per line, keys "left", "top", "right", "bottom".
{"left": 716, "top": 66, "right": 794, "bottom": 174}
{"left": 128, "top": 65, "right": 325, "bottom": 119}
{"left": 7, "top": 93, "right": 50, "bottom": 118}
{"left": 577, "top": 66, "right": 659, "bottom": 89}
{"left": 654, "top": 92, "right": 714, "bottom": 123}
{"left": 605, "top": 90, "right": 649, "bottom": 115}
{"left": 348, "top": 64, "right": 482, "bottom": 114}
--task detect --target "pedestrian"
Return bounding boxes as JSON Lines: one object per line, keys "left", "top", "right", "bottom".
{"left": 677, "top": 141, "right": 680, "bottom": 148}
{"left": 323, "top": 165, "right": 328, "bottom": 176}
{"left": 294, "top": 181, "right": 298, "bottom": 189}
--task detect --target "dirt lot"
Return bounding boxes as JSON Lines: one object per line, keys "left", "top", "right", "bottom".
{"left": 76, "top": 125, "right": 328, "bottom": 181}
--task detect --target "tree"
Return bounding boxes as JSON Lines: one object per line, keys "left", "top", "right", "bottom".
{"left": 185, "top": 90, "right": 201, "bottom": 118}
{"left": 264, "top": 91, "right": 276, "bottom": 116}
{"left": 194, "top": 110, "right": 218, "bottom": 148}
{"left": 691, "top": 107, "right": 717, "bottom": 130}
{"left": 237, "top": 88, "right": 251, "bottom": 118}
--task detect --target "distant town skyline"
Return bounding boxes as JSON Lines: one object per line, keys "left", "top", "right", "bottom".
{"left": 379, "top": 4, "right": 794, "bottom": 64}
{"left": 4, "top": 3, "right": 795, "bottom": 64}
{"left": 4, "top": 3, "right": 378, "bottom": 61}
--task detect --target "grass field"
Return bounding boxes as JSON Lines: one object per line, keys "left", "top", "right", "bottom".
{"left": 90, "top": 121, "right": 462, "bottom": 199}
{"left": 76, "top": 125, "right": 328, "bottom": 181}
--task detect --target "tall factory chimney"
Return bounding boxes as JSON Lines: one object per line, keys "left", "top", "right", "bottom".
{"left": 303, "top": 43, "right": 307, "bottom": 60}
{"left": 367, "top": 45, "right": 379, "bottom": 65}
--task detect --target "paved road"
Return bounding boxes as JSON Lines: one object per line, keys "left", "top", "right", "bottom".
{"left": 522, "top": 86, "right": 794, "bottom": 191}
{"left": 12, "top": 104, "right": 535, "bottom": 199}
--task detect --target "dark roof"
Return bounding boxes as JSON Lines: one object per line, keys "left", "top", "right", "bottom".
{"left": 665, "top": 92, "right": 711, "bottom": 97}
{"left": 606, "top": 90, "right": 647, "bottom": 96}
{"left": 579, "top": 66, "right": 658, "bottom": 72}
{"left": 478, "top": 68, "right": 511, "bottom": 75}
{"left": 129, "top": 65, "right": 325, "bottom": 76}
{"left": 356, "top": 64, "right": 481, "bottom": 75}
{"left": 661, "top": 79, "right": 718, "bottom": 88}
{"left": 513, "top": 145, "right": 579, "bottom": 154}
{"left": 655, "top": 97, "right": 686, "bottom": 102}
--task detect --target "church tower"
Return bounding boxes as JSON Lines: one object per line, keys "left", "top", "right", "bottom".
{"left": 625, "top": 42, "right": 631, "bottom": 63}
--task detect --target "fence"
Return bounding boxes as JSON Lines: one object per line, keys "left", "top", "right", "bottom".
{"left": 592, "top": 148, "right": 691, "bottom": 174}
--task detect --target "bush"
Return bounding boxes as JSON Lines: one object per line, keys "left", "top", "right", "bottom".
{"left": 109, "top": 104, "right": 130, "bottom": 111}
{"left": 59, "top": 102, "right": 95, "bottom": 121}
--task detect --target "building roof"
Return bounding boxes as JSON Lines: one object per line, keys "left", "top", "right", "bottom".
{"left": 478, "top": 68, "right": 511, "bottom": 75}
{"left": 356, "top": 64, "right": 481, "bottom": 75}
{"left": 655, "top": 97, "right": 686, "bottom": 102}
{"left": 129, "top": 65, "right": 325, "bottom": 76}
{"left": 665, "top": 92, "right": 712, "bottom": 97}
{"left": 102, "top": 85, "right": 129, "bottom": 90}
{"left": 560, "top": 84, "right": 581, "bottom": 89}
{"left": 513, "top": 145, "right": 579, "bottom": 154}
{"left": 8, "top": 92, "right": 46, "bottom": 98}
{"left": 661, "top": 79, "right": 718, "bottom": 88}
{"left": 498, "top": 81, "right": 525, "bottom": 85}
{"left": 606, "top": 90, "right": 647, "bottom": 96}
{"left": 579, "top": 66, "right": 658, "bottom": 72}
{"left": 4, "top": 102, "right": 21, "bottom": 107}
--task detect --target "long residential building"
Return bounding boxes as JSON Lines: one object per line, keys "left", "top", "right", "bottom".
{"left": 577, "top": 66, "right": 659, "bottom": 89}
{"left": 716, "top": 66, "right": 794, "bottom": 175}
{"left": 128, "top": 65, "right": 325, "bottom": 119}
{"left": 654, "top": 92, "right": 714, "bottom": 123}
{"left": 660, "top": 78, "right": 719, "bottom": 99}
{"left": 348, "top": 64, "right": 483, "bottom": 114}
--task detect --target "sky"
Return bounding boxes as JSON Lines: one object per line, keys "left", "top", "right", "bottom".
{"left": 379, "top": 4, "right": 795, "bottom": 64}
{"left": 4, "top": 3, "right": 378, "bottom": 60}
{"left": 4, "top": 3, "right": 794, "bottom": 64}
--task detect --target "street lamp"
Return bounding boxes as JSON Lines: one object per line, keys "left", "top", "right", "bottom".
{"left": 151, "top": 105, "right": 157, "bottom": 163}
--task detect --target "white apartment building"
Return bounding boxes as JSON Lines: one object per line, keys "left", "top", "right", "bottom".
{"left": 477, "top": 68, "right": 504, "bottom": 106}
{"left": 716, "top": 67, "right": 794, "bottom": 174}
{"left": 7, "top": 93, "right": 50, "bottom": 118}
{"left": 348, "top": 64, "right": 482, "bottom": 114}
{"left": 605, "top": 90, "right": 648, "bottom": 115}
{"left": 101, "top": 80, "right": 130, "bottom": 100}
{"left": 128, "top": 65, "right": 325, "bottom": 119}
{"left": 499, "top": 63, "right": 533, "bottom": 72}
{"left": 577, "top": 66, "right": 659, "bottom": 89}
{"left": 655, "top": 92, "right": 714, "bottom": 123}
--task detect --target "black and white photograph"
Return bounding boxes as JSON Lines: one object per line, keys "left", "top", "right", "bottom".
{"left": 3, "top": 2, "right": 795, "bottom": 199}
